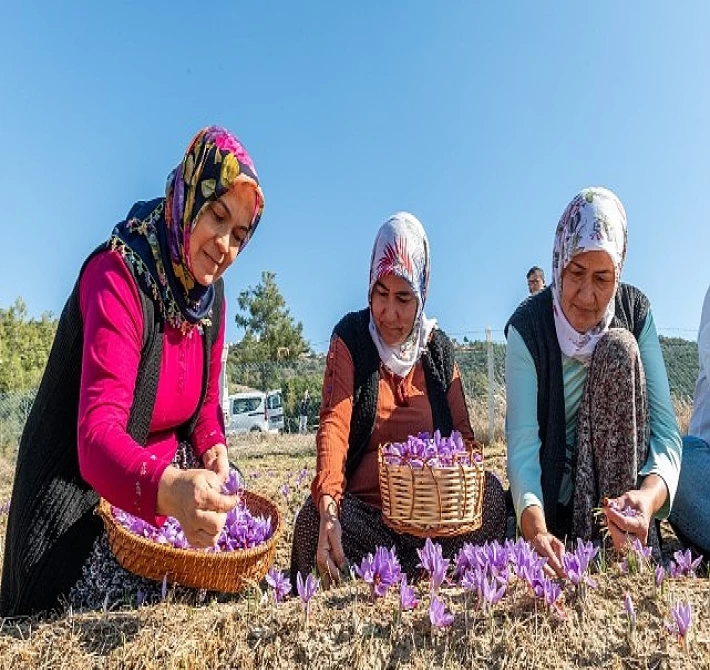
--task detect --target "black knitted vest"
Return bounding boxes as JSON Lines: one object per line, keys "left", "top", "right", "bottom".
{"left": 0, "top": 245, "right": 223, "bottom": 616}
{"left": 333, "top": 308, "right": 456, "bottom": 480}
{"left": 505, "top": 283, "right": 649, "bottom": 538}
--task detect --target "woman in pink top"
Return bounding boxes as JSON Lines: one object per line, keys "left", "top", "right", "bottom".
{"left": 0, "top": 126, "right": 265, "bottom": 616}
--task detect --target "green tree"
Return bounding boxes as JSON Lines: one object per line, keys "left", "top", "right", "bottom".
{"left": 232, "top": 271, "right": 310, "bottom": 362}
{"left": 228, "top": 271, "right": 311, "bottom": 391}
{"left": 0, "top": 298, "right": 58, "bottom": 393}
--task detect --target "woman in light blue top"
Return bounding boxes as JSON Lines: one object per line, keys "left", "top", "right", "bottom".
{"left": 505, "top": 187, "right": 681, "bottom": 576}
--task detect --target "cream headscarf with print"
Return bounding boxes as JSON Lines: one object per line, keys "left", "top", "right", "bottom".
{"left": 368, "top": 212, "right": 437, "bottom": 378}
{"left": 551, "top": 187, "right": 628, "bottom": 366}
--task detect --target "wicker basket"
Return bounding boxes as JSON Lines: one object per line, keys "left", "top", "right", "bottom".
{"left": 378, "top": 444, "right": 485, "bottom": 538}
{"left": 97, "top": 490, "right": 281, "bottom": 593}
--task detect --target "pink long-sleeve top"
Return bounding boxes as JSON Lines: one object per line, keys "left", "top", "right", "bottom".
{"left": 77, "top": 250, "right": 226, "bottom": 525}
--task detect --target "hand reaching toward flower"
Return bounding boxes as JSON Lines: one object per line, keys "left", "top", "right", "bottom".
{"left": 521, "top": 505, "right": 566, "bottom": 578}
{"left": 601, "top": 474, "right": 668, "bottom": 550}
{"left": 156, "top": 466, "right": 237, "bottom": 548}
{"left": 316, "top": 494, "right": 348, "bottom": 588}
{"left": 201, "top": 443, "right": 230, "bottom": 485}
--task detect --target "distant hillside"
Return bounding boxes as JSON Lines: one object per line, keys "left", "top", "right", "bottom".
{"left": 659, "top": 335, "right": 698, "bottom": 400}
{"left": 454, "top": 335, "right": 698, "bottom": 401}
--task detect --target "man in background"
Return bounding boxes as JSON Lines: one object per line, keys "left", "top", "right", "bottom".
{"left": 299, "top": 389, "right": 310, "bottom": 434}
{"left": 526, "top": 266, "right": 545, "bottom": 294}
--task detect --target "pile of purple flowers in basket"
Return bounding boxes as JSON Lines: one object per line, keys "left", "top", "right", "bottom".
{"left": 112, "top": 468, "right": 273, "bottom": 551}
{"left": 382, "top": 430, "right": 483, "bottom": 468}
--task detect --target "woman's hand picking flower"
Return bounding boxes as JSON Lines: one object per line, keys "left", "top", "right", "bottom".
{"left": 316, "top": 495, "right": 348, "bottom": 588}
{"left": 156, "top": 466, "right": 237, "bottom": 548}
{"left": 201, "top": 443, "right": 230, "bottom": 485}
{"left": 602, "top": 475, "right": 667, "bottom": 549}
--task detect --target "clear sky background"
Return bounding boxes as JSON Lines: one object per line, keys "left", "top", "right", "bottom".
{"left": 1, "top": 2, "right": 708, "bottom": 351}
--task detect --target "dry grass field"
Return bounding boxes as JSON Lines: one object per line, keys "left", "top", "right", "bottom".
{"left": 1, "top": 433, "right": 709, "bottom": 669}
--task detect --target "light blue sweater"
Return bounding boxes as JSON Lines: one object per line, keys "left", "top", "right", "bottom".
{"left": 505, "top": 310, "right": 681, "bottom": 524}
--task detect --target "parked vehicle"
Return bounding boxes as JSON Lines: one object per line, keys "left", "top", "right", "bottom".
{"left": 226, "top": 389, "right": 284, "bottom": 434}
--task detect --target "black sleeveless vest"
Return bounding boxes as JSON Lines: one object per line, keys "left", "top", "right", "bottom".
{"left": 0, "top": 245, "right": 223, "bottom": 616}
{"left": 332, "top": 308, "right": 457, "bottom": 480}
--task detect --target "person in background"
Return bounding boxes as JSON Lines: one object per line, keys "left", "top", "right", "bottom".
{"left": 668, "top": 284, "right": 710, "bottom": 556}
{"left": 505, "top": 187, "right": 681, "bottom": 577}
{"left": 0, "top": 126, "right": 265, "bottom": 616}
{"left": 527, "top": 266, "right": 546, "bottom": 295}
{"left": 299, "top": 389, "right": 310, "bottom": 434}
{"left": 290, "top": 212, "right": 506, "bottom": 586}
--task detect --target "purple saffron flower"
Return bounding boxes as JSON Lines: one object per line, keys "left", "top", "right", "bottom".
{"left": 429, "top": 554, "right": 449, "bottom": 594}
{"left": 429, "top": 595, "right": 454, "bottom": 628}
{"left": 670, "top": 601, "right": 692, "bottom": 642}
{"left": 624, "top": 592, "right": 636, "bottom": 627}
{"left": 221, "top": 468, "right": 241, "bottom": 496}
{"left": 481, "top": 574, "right": 506, "bottom": 609}
{"left": 296, "top": 572, "right": 319, "bottom": 615}
{"left": 417, "top": 538, "right": 450, "bottom": 585}
{"left": 355, "top": 546, "right": 402, "bottom": 598}
{"left": 563, "top": 538, "right": 598, "bottom": 594}
{"left": 669, "top": 548, "right": 702, "bottom": 578}
{"left": 655, "top": 565, "right": 665, "bottom": 590}
{"left": 295, "top": 468, "right": 310, "bottom": 488}
{"left": 280, "top": 484, "right": 290, "bottom": 500}
{"left": 265, "top": 568, "right": 292, "bottom": 603}
{"left": 399, "top": 575, "right": 418, "bottom": 611}
{"left": 542, "top": 578, "right": 562, "bottom": 610}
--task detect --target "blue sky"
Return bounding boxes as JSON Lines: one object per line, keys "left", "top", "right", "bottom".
{"left": 1, "top": 3, "right": 708, "bottom": 351}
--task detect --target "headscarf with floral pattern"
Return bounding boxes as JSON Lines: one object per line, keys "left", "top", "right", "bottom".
{"left": 368, "top": 212, "right": 437, "bottom": 377}
{"left": 110, "top": 126, "right": 264, "bottom": 332}
{"left": 551, "top": 186, "right": 627, "bottom": 365}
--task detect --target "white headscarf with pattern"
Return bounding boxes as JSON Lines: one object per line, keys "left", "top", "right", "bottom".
{"left": 551, "top": 187, "right": 628, "bottom": 366}
{"left": 368, "top": 212, "right": 437, "bottom": 378}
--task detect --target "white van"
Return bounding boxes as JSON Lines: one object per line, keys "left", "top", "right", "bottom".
{"left": 226, "top": 389, "right": 284, "bottom": 434}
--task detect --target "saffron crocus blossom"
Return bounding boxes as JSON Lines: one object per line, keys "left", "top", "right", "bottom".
{"left": 620, "top": 538, "right": 652, "bottom": 574}
{"left": 296, "top": 572, "right": 319, "bottom": 619}
{"left": 668, "top": 548, "right": 703, "bottom": 578}
{"left": 221, "top": 468, "right": 241, "bottom": 496}
{"left": 113, "top": 467, "right": 273, "bottom": 551}
{"left": 654, "top": 565, "right": 665, "bottom": 597}
{"left": 603, "top": 497, "right": 640, "bottom": 517}
{"left": 265, "top": 568, "right": 292, "bottom": 603}
{"left": 531, "top": 575, "right": 563, "bottom": 617}
{"left": 481, "top": 573, "right": 506, "bottom": 610}
{"left": 399, "top": 576, "right": 418, "bottom": 611}
{"left": 382, "top": 430, "right": 474, "bottom": 468}
{"left": 670, "top": 600, "right": 692, "bottom": 645}
{"left": 114, "top": 500, "right": 273, "bottom": 552}
{"left": 624, "top": 592, "right": 636, "bottom": 629}
{"left": 429, "top": 595, "right": 454, "bottom": 628}
{"left": 461, "top": 566, "right": 483, "bottom": 599}
{"left": 563, "top": 538, "right": 598, "bottom": 598}
{"left": 355, "top": 546, "right": 402, "bottom": 598}
{"left": 417, "top": 538, "right": 450, "bottom": 584}
{"left": 295, "top": 468, "right": 310, "bottom": 488}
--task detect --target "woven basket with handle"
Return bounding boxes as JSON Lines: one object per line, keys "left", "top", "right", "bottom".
{"left": 97, "top": 490, "right": 281, "bottom": 593}
{"left": 378, "top": 443, "right": 485, "bottom": 538}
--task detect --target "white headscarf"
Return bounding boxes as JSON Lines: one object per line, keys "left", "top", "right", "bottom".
{"left": 368, "top": 212, "right": 437, "bottom": 378}
{"left": 551, "top": 187, "right": 628, "bottom": 366}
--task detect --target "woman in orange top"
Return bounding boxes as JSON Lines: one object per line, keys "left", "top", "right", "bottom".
{"left": 290, "top": 212, "right": 506, "bottom": 586}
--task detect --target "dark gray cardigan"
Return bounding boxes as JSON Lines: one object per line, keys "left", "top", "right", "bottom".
{"left": 505, "top": 283, "right": 649, "bottom": 537}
